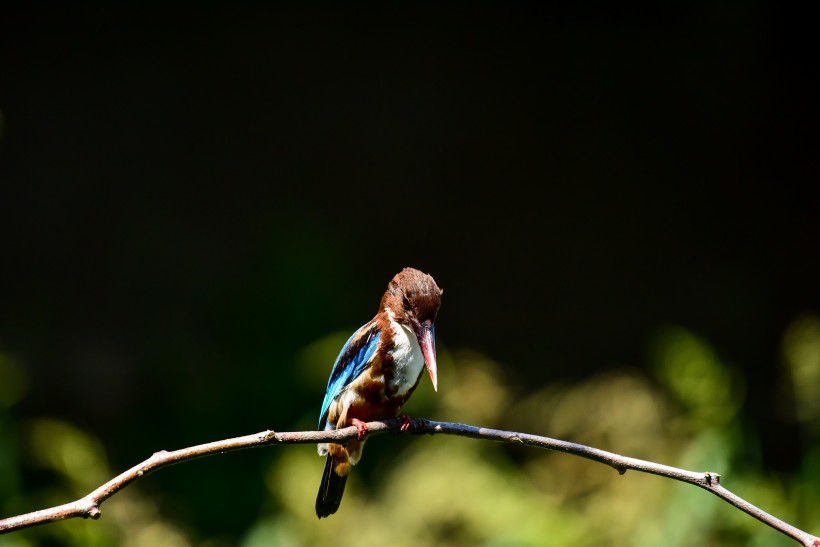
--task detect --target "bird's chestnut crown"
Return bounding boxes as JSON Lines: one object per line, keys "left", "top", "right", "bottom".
{"left": 382, "top": 267, "right": 442, "bottom": 323}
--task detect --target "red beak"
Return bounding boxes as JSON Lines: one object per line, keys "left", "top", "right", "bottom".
{"left": 411, "top": 319, "right": 438, "bottom": 391}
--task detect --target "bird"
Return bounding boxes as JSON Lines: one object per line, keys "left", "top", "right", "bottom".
{"left": 315, "top": 267, "right": 443, "bottom": 518}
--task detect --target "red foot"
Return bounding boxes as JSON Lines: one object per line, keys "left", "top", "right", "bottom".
{"left": 400, "top": 414, "right": 412, "bottom": 432}
{"left": 351, "top": 418, "right": 368, "bottom": 440}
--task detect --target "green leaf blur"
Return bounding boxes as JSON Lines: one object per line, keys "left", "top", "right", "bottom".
{"left": 2, "top": 315, "right": 819, "bottom": 546}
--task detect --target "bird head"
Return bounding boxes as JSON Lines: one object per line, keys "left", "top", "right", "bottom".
{"left": 382, "top": 267, "right": 442, "bottom": 390}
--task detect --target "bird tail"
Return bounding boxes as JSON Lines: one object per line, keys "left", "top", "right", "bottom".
{"left": 315, "top": 454, "right": 348, "bottom": 518}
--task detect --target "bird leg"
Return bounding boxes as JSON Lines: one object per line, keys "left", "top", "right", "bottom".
{"left": 351, "top": 418, "right": 368, "bottom": 440}
{"left": 400, "top": 414, "right": 412, "bottom": 432}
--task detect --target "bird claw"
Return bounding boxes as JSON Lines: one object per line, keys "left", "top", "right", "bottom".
{"left": 400, "top": 415, "right": 412, "bottom": 432}
{"left": 351, "top": 418, "right": 368, "bottom": 440}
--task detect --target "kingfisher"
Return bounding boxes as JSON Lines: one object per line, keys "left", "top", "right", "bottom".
{"left": 315, "top": 267, "right": 442, "bottom": 518}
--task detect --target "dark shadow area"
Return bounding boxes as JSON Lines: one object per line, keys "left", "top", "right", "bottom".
{"left": 0, "top": 3, "right": 817, "bottom": 544}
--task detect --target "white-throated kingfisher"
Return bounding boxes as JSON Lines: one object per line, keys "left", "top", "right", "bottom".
{"left": 315, "top": 267, "right": 442, "bottom": 518}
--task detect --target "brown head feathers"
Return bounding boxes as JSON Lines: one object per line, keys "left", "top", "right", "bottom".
{"left": 381, "top": 267, "right": 442, "bottom": 323}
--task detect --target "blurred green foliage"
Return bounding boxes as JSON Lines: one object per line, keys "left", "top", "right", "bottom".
{"left": 1, "top": 315, "right": 819, "bottom": 546}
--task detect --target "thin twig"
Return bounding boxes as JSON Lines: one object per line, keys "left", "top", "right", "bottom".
{"left": 1, "top": 418, "right": 817, "bottom": 546}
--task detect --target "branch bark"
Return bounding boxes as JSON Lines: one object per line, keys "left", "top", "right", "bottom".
{"left": 1, "top": 418, "right": 817, "bottom": 546}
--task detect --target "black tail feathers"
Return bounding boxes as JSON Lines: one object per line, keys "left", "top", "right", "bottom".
{"left": 316, "top": 455, "right": 348, "bottom": 518}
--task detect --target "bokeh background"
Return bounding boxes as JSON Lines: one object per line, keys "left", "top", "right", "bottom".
{"left": 1, "top": 3, "right": 818, "bottom": 546}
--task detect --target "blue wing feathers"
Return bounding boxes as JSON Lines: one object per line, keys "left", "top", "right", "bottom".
{"left": 319, "top": 322, "right": 381, "bottom": 429}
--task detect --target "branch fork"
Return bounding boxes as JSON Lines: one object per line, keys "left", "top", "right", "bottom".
{"left": 0, "top": 418, "right": 817, "bottom": 546}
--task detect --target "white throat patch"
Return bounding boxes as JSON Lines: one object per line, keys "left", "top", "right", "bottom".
{"left": 386, "top": 309, "right": 425, "bottom": 396}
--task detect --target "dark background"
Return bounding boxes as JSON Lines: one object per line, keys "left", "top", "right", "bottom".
{"left": 1, "top": 2, "right": 817, "bottom": 541}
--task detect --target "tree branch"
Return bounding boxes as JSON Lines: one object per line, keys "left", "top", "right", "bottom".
{"left": 1, "top": 418, "right": 817, "bottom": 545}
